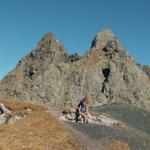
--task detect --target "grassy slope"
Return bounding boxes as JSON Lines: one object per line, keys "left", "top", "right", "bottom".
{"left": 91, "top": 104, "right": 150, "bottom": 135}
{"left": 0, "top": 99, "right": 80, "bottom": 150}
{"left": 1, "top": 99, "right": 149, "bottom": 150}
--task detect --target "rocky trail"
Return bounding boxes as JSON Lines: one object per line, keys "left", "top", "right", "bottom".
{"left": 53, "top": 104, "right": 150, "bottom": 150}
{"left": 51, "top": 109, "right": 107, "bottom": 150}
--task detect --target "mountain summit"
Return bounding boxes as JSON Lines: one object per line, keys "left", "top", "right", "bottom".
{"left": 0, "top": 29, "right": 149, "bottom": 109}
{"left": 91, "top": 29, "right": 117, "bottom": 49}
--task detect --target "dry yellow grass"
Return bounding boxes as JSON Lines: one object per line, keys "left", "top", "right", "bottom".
{"left": 0, "top": 99, "right": 80, "bottom": 150}
{"left": 108, "top": 140, "right": 131, "bottom": 150}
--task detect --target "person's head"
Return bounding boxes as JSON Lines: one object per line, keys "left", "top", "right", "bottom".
{"left": 83, "top": 95, "right": 91, "bottom": 104}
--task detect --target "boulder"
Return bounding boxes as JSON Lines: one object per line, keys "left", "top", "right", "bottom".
{"left": 0, "top": 103, "right": 11, "bottom": 124}
{"left": 0, "top": 113, "right": 7, "bottom": 124}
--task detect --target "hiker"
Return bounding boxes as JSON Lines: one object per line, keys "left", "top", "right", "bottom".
{"left": 75, "top": 95, "right": 90, "bottom": 123}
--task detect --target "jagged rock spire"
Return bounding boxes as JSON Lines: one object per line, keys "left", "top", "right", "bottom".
{"left": 24, "top": 32, "right": 68, "bottom": 65}
{"left": 91, "top": 29, "right": 118, "bottom": 49}
{"left": 37, "top": 32, "right": 61, "bottom": 47}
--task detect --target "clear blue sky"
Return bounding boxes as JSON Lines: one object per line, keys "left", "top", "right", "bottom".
{"left": 0, "top": 0, "right": 150, "bottom": 79}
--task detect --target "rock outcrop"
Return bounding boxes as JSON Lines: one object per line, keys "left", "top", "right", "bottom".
{"left": 143, "top": 65, "right": 150, "bottom": 77}
{"left": 0, "top": 29, "right": 149, "bottom": 110}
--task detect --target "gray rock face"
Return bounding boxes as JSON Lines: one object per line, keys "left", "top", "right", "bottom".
{"left": 143, "top": 65, "right": 150, "bottom": 77}
{"left": 91, "top": 29, "right": 117, "bottom": 49}
{"left": 65, "top": 53, "right": 81, "bottom": 63}
{"left": 0, "top": 29, "right": 150, "bottom": 110}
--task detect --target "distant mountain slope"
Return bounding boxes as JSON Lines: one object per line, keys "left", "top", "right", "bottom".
{"left": 0, "top": 29, "right": 149, "bottom": 110}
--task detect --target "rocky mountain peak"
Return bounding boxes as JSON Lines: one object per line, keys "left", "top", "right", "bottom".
{"left": 0, "top": 29, "right": 149, "bottom": 110}
{"left": 37, "top": 32, "right": 60, "bottom": 47}
{"left": 19, "top": 32, "right": 68, "bottom": 67}
{"left": 91, "top": 29, "right": 118, "bottom": 49}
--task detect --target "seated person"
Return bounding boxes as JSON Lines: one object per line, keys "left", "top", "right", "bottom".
{"left": 75, "top": 95, "right": 90, "bottom": 123}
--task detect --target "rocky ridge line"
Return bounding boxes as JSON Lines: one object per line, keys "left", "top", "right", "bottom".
{"left": 0, "top": 29, "right": 149, "bottom": 110}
